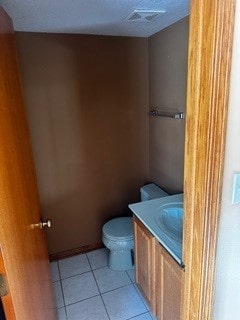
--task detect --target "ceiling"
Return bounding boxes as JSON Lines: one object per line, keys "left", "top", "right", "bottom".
{"left": 0, "top": 0, "right": 189, "bottom": 37}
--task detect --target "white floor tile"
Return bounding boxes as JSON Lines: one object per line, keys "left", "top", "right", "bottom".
{"left": 93, "top": 266, "right": 131, "bottom": 293}
{"left": 53, "top": 281, "right": 64, "bottom": 308}
{"left": 57, "top": 307, "right": 67, "bottom": 320}
{"left": 66, "top": 295, "right": 109, "bottom": 320}
{"left": 126, "top": 269, "right": 135, "bottom": 283}
{"left": 50, "top": 261, "right": 60, "bottom": 282}
{"left": 87, "top": 248, "right": 109, "bottom": 269}
{"left": 102, "top": 284, "right": 147, "bottom": 320}
{"left": 58, "top": 254, "right": 91, "bottom": 279}
{"left": 62, "top": 271, "right": 99, "bottom": 305}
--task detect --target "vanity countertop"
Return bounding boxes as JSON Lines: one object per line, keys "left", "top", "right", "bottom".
{"left": 129, "top": 193, "right": 183, "bottom": 265}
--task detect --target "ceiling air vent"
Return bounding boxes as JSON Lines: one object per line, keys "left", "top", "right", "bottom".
{"left": 125, "top": 10, "right": 166, "bottom": 23}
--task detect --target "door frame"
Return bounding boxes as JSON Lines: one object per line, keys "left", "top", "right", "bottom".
{"left": 182, "top": 0, "right": 236, "bottom": 319}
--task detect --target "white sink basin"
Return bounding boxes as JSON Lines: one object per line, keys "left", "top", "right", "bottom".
{"left": 154, "top": 202, "right": 183, "bottom": 242}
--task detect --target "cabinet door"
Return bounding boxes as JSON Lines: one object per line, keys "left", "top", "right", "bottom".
{"left": 134, "top": 218, "right": 156, "bottom": 313}
{"left": 155, "top": 242, "right": 182, "bottom": 320}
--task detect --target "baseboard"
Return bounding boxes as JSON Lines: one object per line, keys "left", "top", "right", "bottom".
{"left": 49, "top": 242, "right": 104, "bottom": 261}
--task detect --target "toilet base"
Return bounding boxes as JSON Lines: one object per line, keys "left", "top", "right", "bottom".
{"left": 108, "top": 249, "right": 134, "bottom": 271}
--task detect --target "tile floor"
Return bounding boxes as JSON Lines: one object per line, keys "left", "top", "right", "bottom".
{"left": 51, "top": 248, "right": 156, "bottom": 320}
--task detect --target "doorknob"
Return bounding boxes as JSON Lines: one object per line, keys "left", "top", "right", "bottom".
{"left": 31, "top": 219, "right": 52, "bottom": 229}
{"left": 39, "top": 219, "right": 52, "bottom": 229}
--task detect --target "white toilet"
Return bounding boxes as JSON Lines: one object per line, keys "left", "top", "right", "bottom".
{"left": 102, "top": 183, "right": 168, "bottom": 271}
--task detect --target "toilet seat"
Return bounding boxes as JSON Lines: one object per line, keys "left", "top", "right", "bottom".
{"left": 102, "top": 217, "right": 133, "bottom": 241}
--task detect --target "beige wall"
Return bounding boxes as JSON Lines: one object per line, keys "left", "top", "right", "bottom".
{"left": 16, "top": 33, "right": 149, "bottom": 255}
{"left": 149, "top": 17, "right": 189, "bottom": 194}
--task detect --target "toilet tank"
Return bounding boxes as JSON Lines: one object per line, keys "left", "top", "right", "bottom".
{"left": 140, "top": 183, "right": 168, "bottom": 201}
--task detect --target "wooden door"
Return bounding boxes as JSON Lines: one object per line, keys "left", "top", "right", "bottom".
{"left": 134, "top": 218, "right": 156, "bottom": 313}
{"left": 155, "top": 242, "right": 182, "bottom": 320}
{"left": 0, "top": 7, "right": 56, "bottom": 320}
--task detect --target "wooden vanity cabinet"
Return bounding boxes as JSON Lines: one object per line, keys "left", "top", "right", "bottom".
{"left": 155, "top": 241, "right": 182, "bottom": 320}
{"left": 134, "top": 217, "right": 182, "bottom": 320}
{"left": 133, "top": 217, "right": 156, "bottom": 313}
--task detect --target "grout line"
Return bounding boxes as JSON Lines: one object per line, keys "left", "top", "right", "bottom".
{"left": 63, "top": 306, "right": 68, "bottom": 320}
{"left": 86, "top": 254, "right": 111, "bottom": 320}
{"left": 57, "top": 261, "right": 68, "bottom": 320}
{"left": 63, "top": 293, "right": 101, "bottom": 307}
{"left": 58, "top": 253, "right": 92, "bottom": 281}
{"left": 56, "top": 259, "right": 63, "bottom": 280}
{"left": 125, "top": 269, "right": 135, "bottom": 283}
{"left": 101, "top": 283, "right": 134, "bottom": 295}
{"left": 100, "top": 293, "right": 111, "bottom": 320}
{"left": 61, "top": 281, "right": 145, "bottom": 308}
{"left": 56, "top": 260, "right": 61, "bottom": 281}
{"left": 59, "top": 269, "right": 93, "bottom": 282}
{"left": 52, "top": 262, "right": 68, "bottom": 319}
{"left": 56, "top": 261, "right": 68, "bottom": 310}
{"left": 86, "top": 249, "right": 109, "bottom": 271}
{"left": 85, "top": 254, "right": 100, "bottom": 294}
{"left": 57, "top": 253, "right": 109, "bottom": 281}
{"left": 126, "top": 311, "right": 152, "bottom": 319}
{"left": 57, "top": 249, "right": 110, "bottom": 277}
{"left": 50, "top": 260, "right": 61, "bottom": 283}
{"left": 55, "top": 251, "right": 151, "bottom": 320}
{"left": 89, "top": 264, "right": 109, "bottom": 271}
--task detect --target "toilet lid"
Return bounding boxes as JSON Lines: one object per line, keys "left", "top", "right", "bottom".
{"left": 103, "top": 217, "right": 133, "bottom": 241}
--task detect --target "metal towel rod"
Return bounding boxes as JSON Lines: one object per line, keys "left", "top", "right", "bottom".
{"left": 149, "top": 109, "right": 185, "bottom": 119}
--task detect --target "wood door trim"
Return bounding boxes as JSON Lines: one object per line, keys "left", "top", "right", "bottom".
{"left": 182, "top": 1, "right": 236, "bottom": 320}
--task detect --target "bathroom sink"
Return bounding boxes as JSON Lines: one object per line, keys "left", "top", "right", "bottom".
{"left": 154, "top": 202, "right": 183, "bottom": 242}
{"left": 129, "top": 193, "right": 184, "bottom": 264}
